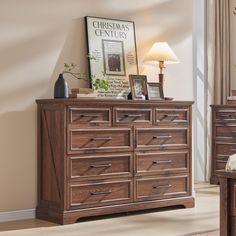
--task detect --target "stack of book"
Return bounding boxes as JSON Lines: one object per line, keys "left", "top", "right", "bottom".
{"left": 69, "top": 88, "right": 97, "bottom": 98}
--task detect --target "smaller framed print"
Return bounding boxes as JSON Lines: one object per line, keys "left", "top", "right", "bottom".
{"left": 129, "top": 75, "right": 148, "bottom": 100}
{"left": 147, "top": 82, "right": 164, "bottom": 100}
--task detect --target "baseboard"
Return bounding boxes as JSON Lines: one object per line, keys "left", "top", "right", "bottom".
{"left": 0, "top": 209, "right": 35, "bottom": 223}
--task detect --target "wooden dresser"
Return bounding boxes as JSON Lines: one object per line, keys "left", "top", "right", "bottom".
{"left": 210, "top": 105, "right": 236, "bottom": 184}
{"left": 217, "top": 170, "right": 236, "bottom": 236}
{"left": 36, "top": 99, "right": 194, "bottom": 224}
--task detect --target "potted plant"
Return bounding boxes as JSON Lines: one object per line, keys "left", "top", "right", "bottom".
{"left": 54, "top": 61, "right": 110, "bottom": 98}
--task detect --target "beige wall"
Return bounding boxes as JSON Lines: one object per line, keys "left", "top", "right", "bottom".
{"left": 0, "top": 0, "right": 193, "bottom": 211}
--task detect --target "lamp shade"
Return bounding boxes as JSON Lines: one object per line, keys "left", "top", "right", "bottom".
{"left": 144, "top": 42, "right": 179, "bottom": 64}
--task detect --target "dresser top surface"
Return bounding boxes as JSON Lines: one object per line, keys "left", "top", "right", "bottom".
{"left": 36, "top": 98, "right": 194, "bottom": 106}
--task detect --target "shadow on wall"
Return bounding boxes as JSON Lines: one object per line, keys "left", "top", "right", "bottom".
{"left": 50, "top": 17, "right": 91, "bottom": 92}
{"left": 0, "top": 105, "right": 37, "bottom": 210}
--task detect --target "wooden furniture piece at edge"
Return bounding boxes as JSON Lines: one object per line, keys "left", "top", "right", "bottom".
{"left": 36, "top": 99, "right": 194, "bottom": 224}
{"left": 217, "top": 171, "right": 236, "bottom": 236}
{"left": 210, "top": 105, "right": 236, "bottom": 184}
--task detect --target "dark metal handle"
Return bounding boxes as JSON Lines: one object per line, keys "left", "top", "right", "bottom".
{"left": 219, "top": 114, "right": 231, "bottom": 117}
{"left": 125, "top": 114, "right": 142, "bottom": 118}
{"left": 90, "top": 190, "right": 112, "bottom": 195}
{"left": 152, "top": 184, "right": 172, "bottom": 189}
{"left": 153, "top": 160, "right": 172, "bottom": 164}
{"left": 216, "top": 160, "right": 228, "bottom": 163}
{"left": 153, "top": 135, "right": 172, "bottom": 139}
{"left": 164, "top": 114, "right": 180, "bottom": 118}
{"left": 90, "top": 164, "right": 112, "bottom": 168}
{"left": 91, "top": 137, "right": 112, "bottom": 141}
{"left": 81, "top": 114, "right": 99, "bottom": 117}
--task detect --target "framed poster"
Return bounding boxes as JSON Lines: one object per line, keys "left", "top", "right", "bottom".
{"left": 85, "top": 16, "right": 138, "bottom": 99}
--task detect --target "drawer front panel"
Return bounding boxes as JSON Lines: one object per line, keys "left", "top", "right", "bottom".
{"left": 216, "top": 159, "right": 228, "bottom": 171}
{"left": 215, "top": 109, "right": 236, "bottom": 123}
{"left": 114, "top": 108, "right": 152, "bottom": 125}
{"left": 216, "top": 144, "right": 236, "bottom": 156}
{"left": 216, "top": 126, "right": 236, "bottom": 142}
{"left": 68, "top": 107, "right": 111, "bottom": 127}
{"left": 68, "top": 154, "right": 132, "bottom": 179}
{"left": 136, "top": 151, "right": 188, "bottom": 175}
{"left": 68, "top": 180, "right": 133, "bottom": 209}
{"left": 154, "top": 108, "right": 189, "bottom": 126}
{"left": 135, "top": 175, "right": 189, "bottom": 201}
{"left": 136, "top": 128, "right": 188, "bottom": 150}
{"left": 68, "top": 129, "right": 132, "bottom": 153}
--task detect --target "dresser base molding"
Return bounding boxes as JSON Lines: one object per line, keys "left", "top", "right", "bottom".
{"left": 36, "top": 197, "right": 194, "bottom": 225}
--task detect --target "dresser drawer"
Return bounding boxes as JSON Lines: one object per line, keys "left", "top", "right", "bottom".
{"left": 68, "top": 107, "right": 111, "bottom": 127}
{"left": 68, "top": 153, "right": 133, "bottom": 180}
{"left": 114, "top": 108, "right": 152, "bottom": 126}
{"left": 216, "top": 125, "right": 236, "bottom": 143}
{"left": 154, "top": 108, "right": 189, "bottom": 126}
{"left": 136, "top": 128, "right": 188, "bottom": 150}
{"left": 68, "top": 179, "right": 133, "bottom": 209}
{"left": 135, "top": 151, "right": 189, "bottom": 176}
{"left": 68, "top": 128, "right": 132, "bottom": 154}
{"left": 135, "top": 175, "right": 189, "bottom": 201}
{"left": 216, "top": 144, "right": 236, "bottom": 156}
{"left": 215, "top": 108, "right": 236, "bottom": 123}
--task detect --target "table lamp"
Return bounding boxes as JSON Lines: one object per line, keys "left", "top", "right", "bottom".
{"left": 144, "top": 42, "right": 179, "bottom": 97}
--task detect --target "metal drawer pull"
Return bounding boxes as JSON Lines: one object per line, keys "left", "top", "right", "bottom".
{"left": 152, "top": 184, "right": 172, "bottom": 189}
{"left": 90, "top": 164, "right": 112, "bottom": 168}
{"left": 231, "top": 148, "right": 236, "bottom": 151}
{"left": 91, "top": 137, "right": 112, "bottom": 141}
{"left": 153, "top": 135, "right": 172, "bottom": 139}
{"left": 219, "top": 114, "right": 231, "bottom": 117}
{"left": 125, "top": 114, "right": 142, "bottom": 118}
{"left": 164, "top": 114, "right": 180, "bottom": 118}
{"left": 216, "top": 160, "right": 228, "bottom": 163}
{"left": 90, "top": 190, "right": 112, "bottom": 195}
{"left": 81, "top": 114, "right": 99, "bottom": 117}
{"left": 153, "top": 160, "right": 172, "bottom": 164}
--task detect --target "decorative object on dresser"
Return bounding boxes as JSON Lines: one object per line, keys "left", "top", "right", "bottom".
{"left": 36, "top": 99, "right": 194, "bottom": 224}
{"left": 144, "top": 42, "right": 178, "bottom": 99}
{"left": 147, "top": 82, "right": 164, "bottom": 100}
{"left": 129, "top": 74, "right": 148, "bottom": 100}
{"left": 210, "top": 105, "right": 236, "bottom": 184}
{"left": 85, "top": 16, "right": 139, "bottom": 99}
{"left": 54, "top": 73, "right": 69, "bottom": 98}
{"left": 217, "top": 170, "right": 236, "bottom": 236}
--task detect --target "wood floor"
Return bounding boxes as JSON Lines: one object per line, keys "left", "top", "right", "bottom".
{"left": 0, "top": 183, "right": 219, "bottom": 235}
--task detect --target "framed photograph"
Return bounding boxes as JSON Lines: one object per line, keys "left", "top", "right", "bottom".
{"left": 85, "top": 16, "right": 138, "bottom": 99}
{"left": 147, "top": 82, "right": 164, "bottom": 100}
{"left": 129, "top": 75, "right": 148, "bottom": 100}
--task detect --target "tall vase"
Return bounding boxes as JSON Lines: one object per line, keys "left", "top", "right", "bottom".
{"left": 54, "top": 73, "right": 69, "bottom": 98}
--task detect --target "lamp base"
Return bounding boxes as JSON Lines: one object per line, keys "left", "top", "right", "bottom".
{"left": 158, "top": 73, "right": 164, "bottom": 85}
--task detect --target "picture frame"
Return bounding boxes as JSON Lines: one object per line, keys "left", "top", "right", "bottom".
{"left": 85, "top": 16, "right": 138, "bottom": 99}
{"left": 147, "top": 82, "right": 164, "bottom": 100}
{"left": 129, "top": 75, "right": 148, "bottom": 100}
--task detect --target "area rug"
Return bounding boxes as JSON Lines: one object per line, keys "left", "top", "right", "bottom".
{"left": 187, "top": 229, "right": 219, "bottom": 236}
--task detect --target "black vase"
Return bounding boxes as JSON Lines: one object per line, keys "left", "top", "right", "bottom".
{"left": 54, "top": 73, "right": 69, "bottom": 98}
